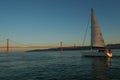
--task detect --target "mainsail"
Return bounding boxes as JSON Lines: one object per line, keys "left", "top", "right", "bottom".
{"left": 91, "top": 8, "right": 105, "bottom": 48}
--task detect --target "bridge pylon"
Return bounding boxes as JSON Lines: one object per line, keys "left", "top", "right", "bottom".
{"left": 6, "top": 38, "right": 9, "bottom": 53}
{"left": 60, "top": 41, "right": 63, "bottom": 51}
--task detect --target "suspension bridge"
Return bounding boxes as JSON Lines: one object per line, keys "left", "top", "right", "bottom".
{"left": 0, "top": 39, "right": 79, "bottom": 53}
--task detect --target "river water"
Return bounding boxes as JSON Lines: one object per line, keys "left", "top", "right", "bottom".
{"left": 0, "top": 50, "right": 120, "bottom": 80}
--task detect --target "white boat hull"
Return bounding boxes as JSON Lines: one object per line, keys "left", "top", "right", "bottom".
{"left": 82, "top": 51, "right": 112, "bottom": 57}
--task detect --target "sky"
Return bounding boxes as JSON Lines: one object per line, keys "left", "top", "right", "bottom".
{"left": 0, "top": 0, "right": 120, "bottom": 48}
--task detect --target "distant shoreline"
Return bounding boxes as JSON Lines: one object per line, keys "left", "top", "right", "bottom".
{"left": 26, "top": 43, "right": 120, "bottom": 52}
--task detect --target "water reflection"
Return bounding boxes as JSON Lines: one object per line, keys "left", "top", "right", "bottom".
{"left": 92, "top": 57, "right": 112, "bottom": 80}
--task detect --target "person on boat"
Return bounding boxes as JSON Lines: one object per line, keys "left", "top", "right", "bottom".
{"left": 103, "top": 49, "right": 112, "bottom": 54}
{"left": 108, "top": 49, "right": 112, "bottom": 54}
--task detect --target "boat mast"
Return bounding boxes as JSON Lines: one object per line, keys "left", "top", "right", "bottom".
{"left": 91, "top": 8, "right": 94, "bottom": 51}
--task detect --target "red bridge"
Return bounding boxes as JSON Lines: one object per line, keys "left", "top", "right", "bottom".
{"left": 0, "top": 39, "right": 78, "bottom": 53}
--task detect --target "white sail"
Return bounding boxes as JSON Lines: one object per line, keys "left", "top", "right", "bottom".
{"left": 91, "top": 8, "right": 105, "bottom": 48}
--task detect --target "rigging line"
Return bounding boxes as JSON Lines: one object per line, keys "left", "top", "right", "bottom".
{"left": 82, "top": 14, "right": 90, "bottom": 46}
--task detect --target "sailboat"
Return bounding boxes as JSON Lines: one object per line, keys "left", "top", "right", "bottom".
{"left": 82, "top": 8, "right": 112, "bottom": 57}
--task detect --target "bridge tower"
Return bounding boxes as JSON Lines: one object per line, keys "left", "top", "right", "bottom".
{"left": 6, "top": 38, "right": 9, "bottom": 53}
{"left": 60, "top": 41, "right": 63, "bottom": 51}
{"left": 74, "top": 43, "right": 76, "bottom": 48}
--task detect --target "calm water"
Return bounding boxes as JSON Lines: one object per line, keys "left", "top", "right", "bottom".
{"left": 0, "top": 50, "right": 120, "bottom": 80}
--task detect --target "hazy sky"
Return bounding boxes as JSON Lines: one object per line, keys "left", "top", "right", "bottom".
{"left": 0, "top": 0, "right": 120, "bottom": 47}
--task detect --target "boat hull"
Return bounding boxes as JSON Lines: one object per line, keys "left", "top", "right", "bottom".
{"left": 81, "top": 51, "right": 111, "bottom": 57}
